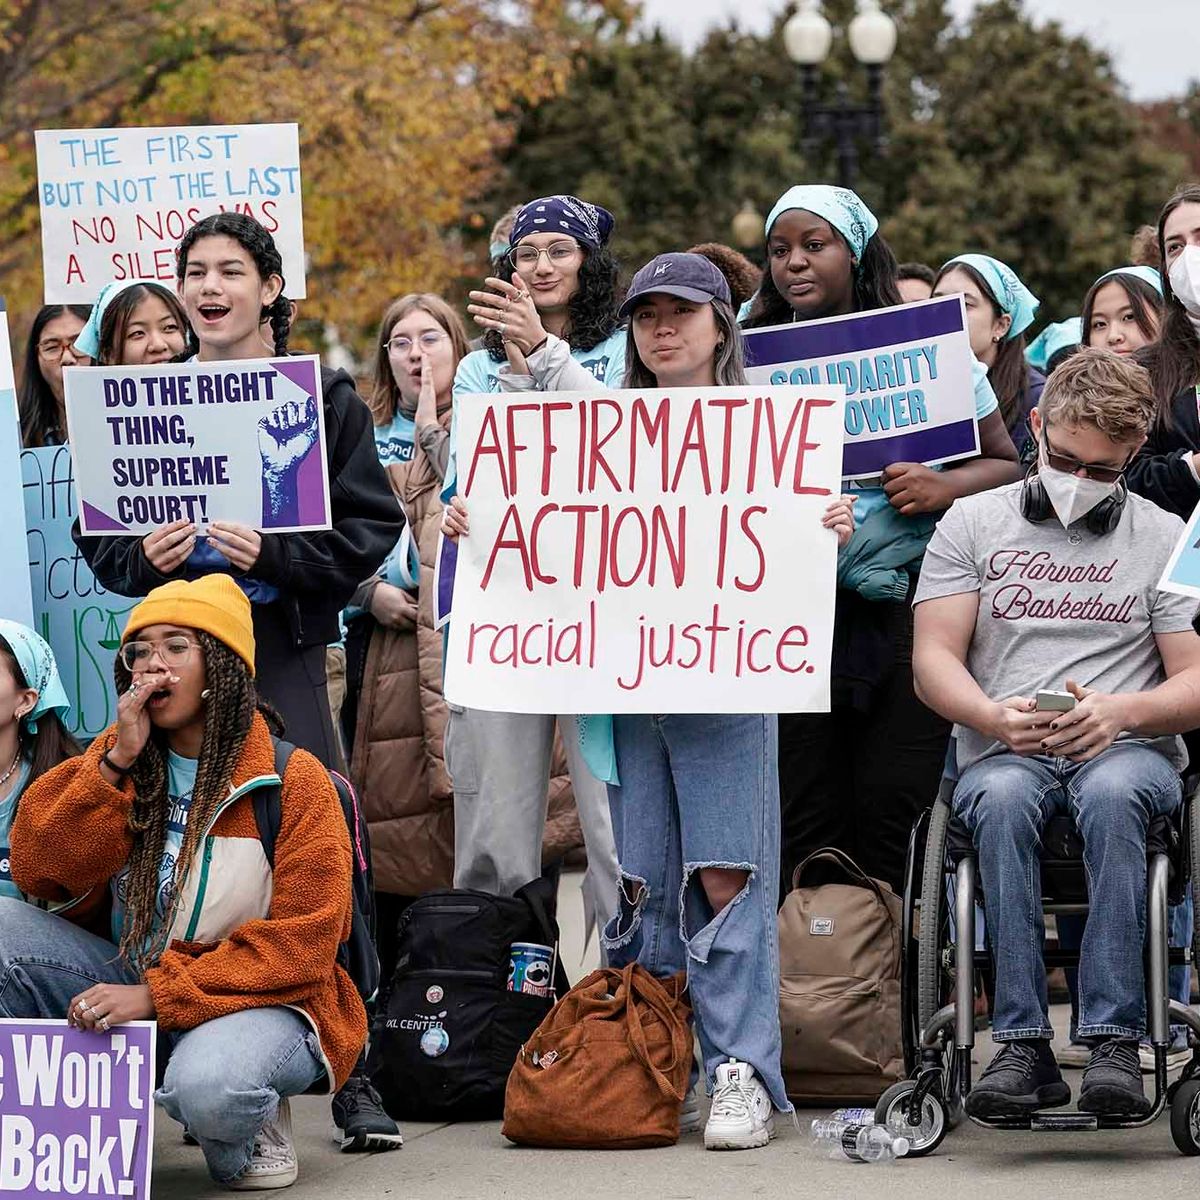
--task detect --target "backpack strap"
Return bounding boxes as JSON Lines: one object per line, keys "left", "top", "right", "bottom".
{"left": 515, "top": 878, "right": 571, "bottom": 997}
{"left": 791, "top": 846, "right": 889, "bottom": 903}
{"left": 252, "top": 738, "right": 294, "bottom": 870}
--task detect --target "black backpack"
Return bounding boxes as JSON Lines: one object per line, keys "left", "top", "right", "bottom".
{"left": 252, "top": 738, "right": 381, "bottom": 1003}
{"left": 368, "top": 877, "right": 568, "bottom": 1121}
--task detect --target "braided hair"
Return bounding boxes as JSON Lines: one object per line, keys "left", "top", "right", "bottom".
{"left": 175, "top": 212, "right": 291, "bottom": 356}
{"left": 113, "top": 631, "right": 280, "bottom": 973}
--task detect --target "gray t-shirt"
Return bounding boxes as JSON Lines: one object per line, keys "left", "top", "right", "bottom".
{"left": 914, "top": 480, "right": 1199, "bottom": 772}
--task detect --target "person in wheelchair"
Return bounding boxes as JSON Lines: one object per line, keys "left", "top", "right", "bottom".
{"left": 912, "top": 348, "right": 1200, "bottom": 1119}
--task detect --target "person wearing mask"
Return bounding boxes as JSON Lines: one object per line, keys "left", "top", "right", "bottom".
{"left": 0, "top": 620, "right": 79, "bottom": 902}
{"left": 17, "top": 305, "right": 92, "bottom": 447}
{"left": 933, "top": 253, "right": 1045, "bottom": 456}
{"left": 73, "top": 280, "right": 190, "bottom": 367}
{"left": 897, "top": 261, "right": 936, "bottom": 304}
{"left": 2, "top": 576, "right": 366, "bottom": 1189}
{"left": 440, "top": 195, "right": 624, "bottom": 943}
{"left": 1082, "top": 266, "right": 1164, "bottom": 359}
{"left": 742, "top": 187, "right": 1021, "bottom": 895}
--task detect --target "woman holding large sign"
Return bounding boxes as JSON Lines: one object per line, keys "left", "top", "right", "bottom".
{"left": 742, "top": 185, "right": 1020, "bottom": 896}
{"left": 1, "top": 575, "right": 365, "bottom": 1190}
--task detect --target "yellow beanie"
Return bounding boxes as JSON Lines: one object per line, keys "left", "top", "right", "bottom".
{"left": 124, "top": 575, "right": 256, "bottom": 676}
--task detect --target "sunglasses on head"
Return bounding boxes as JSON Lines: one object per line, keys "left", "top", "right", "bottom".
{"left": 1040, "top": 423, "right": 1131, "bottom": 484}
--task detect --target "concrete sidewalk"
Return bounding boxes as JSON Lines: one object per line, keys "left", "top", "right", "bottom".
{"left": 154, "top": 871, "right": 1200, "bottom": 1199}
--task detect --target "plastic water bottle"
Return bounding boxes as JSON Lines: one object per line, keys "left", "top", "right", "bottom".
{"left": 829, "top": 1107, "right": 877, "bottom": 1125}
{"left": 811, "top": 1119, "right": 910, "bottom": 1163}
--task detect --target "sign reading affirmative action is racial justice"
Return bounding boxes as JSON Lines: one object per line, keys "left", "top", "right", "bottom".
{"left": 66, "top": 356, "right": 331, "bottom": 536}
{"left": 0, "top": 1020, "right": 155, "bottom": 1199}
{"left": 742, "top": 295, "right": 978, "bottom": 480}
{"left": 36, "top": 123, "right": 305, "bottom": 304}
{"left": 443, "top": 386, "right": 845, "bottom": 713}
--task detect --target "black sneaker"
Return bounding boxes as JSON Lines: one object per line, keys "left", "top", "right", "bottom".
{"left": 964, "top": 1039, "right": 1071, "bottom": 1117}
{"left": 331, "top": 1070, "right": 404, "bottom": 1153}
{"left": 1078, "top": 1038, "right": 1151, "bottom": 1117}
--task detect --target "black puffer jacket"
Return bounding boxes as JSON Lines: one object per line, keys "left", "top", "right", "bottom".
{"left": 1125, "top": 387, "right": 1200, "bottom": 520}
{"left": 75, "top": 366, "right": 402, "bottom": 647}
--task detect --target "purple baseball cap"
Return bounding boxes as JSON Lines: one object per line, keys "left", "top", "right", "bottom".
{"left": 619, "top": 252, "right": 732, "bottom": 318}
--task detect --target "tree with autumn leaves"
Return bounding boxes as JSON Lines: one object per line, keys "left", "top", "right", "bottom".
{"left": 0, "top": 0, "right": 627, "bottom": 351}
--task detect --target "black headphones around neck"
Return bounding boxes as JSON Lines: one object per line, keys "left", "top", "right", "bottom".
{"left": 1019, "top": 462, "right": 1128, "bottom": 535}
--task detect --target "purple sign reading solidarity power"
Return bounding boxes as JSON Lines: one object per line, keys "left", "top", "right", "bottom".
{"left": 0, "top": 1020, "right": 155, "bottom": 1199}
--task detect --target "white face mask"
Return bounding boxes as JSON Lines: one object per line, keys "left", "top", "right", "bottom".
{"left": 1169, "top": 244, "right": 1200, "bottom": 323}
{"left": 1038, "top": 448, "right": 1119, "bottom": 529}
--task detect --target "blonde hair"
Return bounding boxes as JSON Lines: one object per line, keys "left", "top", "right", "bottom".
{"left": 368, "top": 294, "right": 469, "bottom": 425}
{"left": 1040, "top": 346, "right": 1154, "bottom": 442}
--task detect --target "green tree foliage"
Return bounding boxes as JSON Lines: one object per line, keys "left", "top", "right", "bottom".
{"left": 489, "top": 0, "right": 1187, "bottom": 321}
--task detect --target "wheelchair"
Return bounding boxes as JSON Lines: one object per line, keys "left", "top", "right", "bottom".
{"left": 875, "top": 770, "right": 1200, "bottom": 1157}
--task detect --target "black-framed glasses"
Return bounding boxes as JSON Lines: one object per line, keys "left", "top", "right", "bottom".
{"left": 385, "top": 330, "right": 449, "bottom": 355}
{"left": 509, "top": 239, "right": 580, "bottom": 270}
{"left": 119, "top": 637, "right": 200, "bottom": 671}
{"left": 1040, "top": 424, "right": 1131, "bottom": 484}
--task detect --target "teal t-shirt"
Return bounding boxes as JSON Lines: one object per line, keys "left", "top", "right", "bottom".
{"left": 374, "top": 408, "right": 417, "bottom": 467}
{"left": 110, "top": 751, "right": 197, "bottom": 945}
{"left": 0, "top": 760, "right": 31, "bottom": 901}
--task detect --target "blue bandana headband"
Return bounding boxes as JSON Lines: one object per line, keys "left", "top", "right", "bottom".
{"left": 73, "top": 279, "right": 145, "bottom": 359}
{"left": 1095, "top": 264, "right": 1164, "bottom": 297}
{"left": 944, "top": 253, "right": 1040, "bottom": 340}
{"left": 510, "top": 195, "right": 615, "bottom": 251}
{"left": 764, "top": 185, "right": 879, "bottom": 261}
{"left": 0, "top": 619, "right": 70, "bottom": 735}
{"left": 1025, "top": 318, "right": 1082, "bottom": 372}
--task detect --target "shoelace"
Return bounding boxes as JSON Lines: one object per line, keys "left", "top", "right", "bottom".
{"left": 710, "top": 1078, "right": 753, "bottom": 1119}
{"left": 1088, "top": 1040, "right": 1139, "bottom": 1072}
{"left": 248, "top": 1108, "right": 293, "bottom": 1167}
{"left": 984, "top": 1040, "right": 1041, "bottom": 1076}
{"left": 345, "top": 1076, "right": 388, "bottom": 1114}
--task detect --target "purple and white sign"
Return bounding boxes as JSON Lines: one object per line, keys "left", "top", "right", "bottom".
{"left": 742, "top": 296, "right": 979, "bottom": 481}
{"left": 65, "top": 356, "right": 331, "bottom": 536}
{"left": 432, "top": 533, "right": 456, "bottom": 630}
{"left": 0, "top": 1019, "right": 155, "bottom": 1199}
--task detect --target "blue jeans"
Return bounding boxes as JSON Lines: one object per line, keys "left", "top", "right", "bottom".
{"left": 601, "top": 714, "right": 789, "bottom": 1112}
{"left": 0, "top": 899, "right": 325, "bottom": 1185}
{"left": 952, "top": 743, "right": 1181, "bottom": 1042}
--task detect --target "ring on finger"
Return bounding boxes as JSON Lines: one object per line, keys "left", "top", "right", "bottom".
{"left": 99, "top": 1017, "right": 111, "bottom": 1032}
{"left": 499, "top": 322, "right": 507, "bottom": 337}
{"left": 77, "top": 999, "right": 92, "bottom": 1015}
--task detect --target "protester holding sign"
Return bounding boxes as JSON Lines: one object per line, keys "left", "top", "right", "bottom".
{"left": 75, "top": 214, "right": 401, "bottom": 769}
{"left": 73, "top": 279, "right": 191, "bottom": 366}
{"left": 933, "top": 253, "right": 1044, "bottom": 453}
{"left": 2, "top": 575, "right": 366, "bottom": 1189}
{"left": 17, "top": 304, "right": 92, "bottom": 447}
{"left": 0, "top": 620, "right": 78, "bottom": 901}
{"left": 742, "top": 185, "right": 1020, "bottom": 894}
{"left": 441, "top": 194, "right": 624, "bottom": 940}
{"left": 1125, "top": 185, "right": 1200, "bottom": 521}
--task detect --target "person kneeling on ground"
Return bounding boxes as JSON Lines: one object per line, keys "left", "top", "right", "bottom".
{"left": 913, "top": 347, "right": 1200, "bottom": 1119}
{"left": 2, "top": 574, "right": 365, "bottom": 1191}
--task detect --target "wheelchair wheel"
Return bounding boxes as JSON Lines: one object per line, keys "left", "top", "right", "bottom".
{"left": 876, "top": 1079, "right": 948, "bottom": 1157}
{"left": 1170, "top": 1078, "right": 1200, "bottom": 1155}
{"left": 917, "top": 799, "right": 951, "bottom": 1032}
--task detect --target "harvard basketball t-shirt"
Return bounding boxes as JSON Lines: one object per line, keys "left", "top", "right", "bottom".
{"left": 914, "top": 479, "right": 1198, "bottom": 772}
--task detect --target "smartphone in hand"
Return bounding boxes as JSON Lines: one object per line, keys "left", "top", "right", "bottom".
{"left": 1036, "top": 690, "right": 1077, "bottom": 712}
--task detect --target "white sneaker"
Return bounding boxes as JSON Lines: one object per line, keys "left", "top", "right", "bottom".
{"left": 227, "top": 1098, "right": 299, "bottom": 1191}
{"left": 679, "top": 1085, "right": 701, "bottom": 1134}
{"left": 703, "top": 1060, "right": 775, "bottom": 1150}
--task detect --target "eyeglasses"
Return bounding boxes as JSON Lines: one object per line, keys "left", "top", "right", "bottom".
{"left": 509, "top": 240, "right": 580, "bottom": 270}
{"left": 37, "top": 338, "right": 82, "bottom": 361}
{"left": 385, "top": 331, "right": 449, "bottom": 355}
{"left": 1041, "top": 425, "right": 1131, "bottom": 484}
{"left": 119, "top": 637, "right": 200, "bottom": 671}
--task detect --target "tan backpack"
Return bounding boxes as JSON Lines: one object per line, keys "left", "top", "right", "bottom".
{"left": 778, "top": 848, "right": 904, "bottom": 1103}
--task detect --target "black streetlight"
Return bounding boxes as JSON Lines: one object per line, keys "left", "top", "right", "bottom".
{"left": 783, "top": 0, "right": 898, "bottom": 191}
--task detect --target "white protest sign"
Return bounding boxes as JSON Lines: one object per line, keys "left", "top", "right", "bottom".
{"left": 65, "top": 356, "right": 330, "bottom": 535}
{"left": 36, "top": 123, "right": 305, "bottom": 303}
{"left": 0, "top": 305, "right": 33, "bottom": 624}
{"left": 443, "top": 386, "right": 845, "bottom": 713}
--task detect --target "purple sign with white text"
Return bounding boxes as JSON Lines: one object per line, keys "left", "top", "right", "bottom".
{"left": 0, "top": 1019, "right": 155, "bottom": 1198}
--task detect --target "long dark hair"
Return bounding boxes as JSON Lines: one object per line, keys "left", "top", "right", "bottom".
{"left": 175, "top": 213, "right": 291, "bottom": 355}
{"left": 740, "top": 230, "right": 901, "bottom": 329}
{"left": 933, "top": 260, "right": 1030, "bottom": 432}
{"left": 17, "top": 305, "right": 92, "bottom": 447}
{"left": 484, "top": 243, "right": 621, "bottom": 362}
{"left": 98, "top": 283, "right": 192, "bottom": 366}
{"left": 1137, "top": 185, "right": 1200, "bottom": 418}
{"left": 113, "top": 631, "right": 281, "bottom": 972}
{"left": 623, "top": 298, "right": 747, "bottom": 389}
{"left": 0, "top": 636, "right": 80, "bottom": 784}
{"left": 1081, "top": 273, "right": 1163, "bottom": 348}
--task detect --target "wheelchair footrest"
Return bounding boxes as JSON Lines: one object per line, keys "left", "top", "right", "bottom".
{"left": 1030, "top": 1113, "right": 1100, "bottom": 1132}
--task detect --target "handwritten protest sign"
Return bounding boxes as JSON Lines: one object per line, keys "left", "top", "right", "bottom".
{"left": 0, "top": 306, "right": 33, "bottom": 626}
{"left": 742, "top": 296, "right": 978, "bottom": 480}
{"left": 22, "top": 446, "right": 133, "bottom": 738}
{"left": 65, "top": 356, "right": 330, "bottom": 536}
{"left": 443, "top": 386, "right": 844, "bottom": 713}
{"left": 0, "top": 1020, "right": 155, "bottom": 1199}
{"left": 36, "top": 123, "right": 305, "bottom": 304}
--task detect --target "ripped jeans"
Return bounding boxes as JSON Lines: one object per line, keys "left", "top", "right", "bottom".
{"left": 602, "top": 714, "right": 789, "bottom": 1112}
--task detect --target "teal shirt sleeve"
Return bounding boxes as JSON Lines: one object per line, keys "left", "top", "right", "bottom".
{"left": 601, "top": 331, "right": 627, "bottom": 386}
{"left": 972, "top": 359, "right": 999, "bottom": 420}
